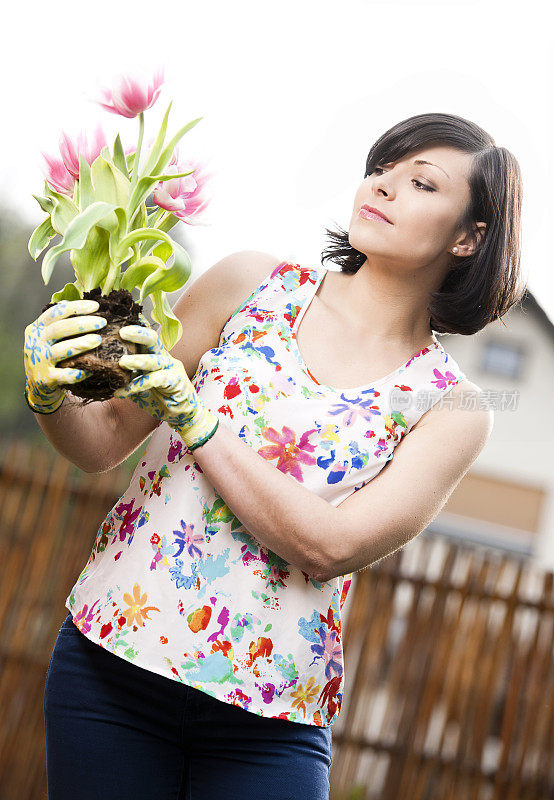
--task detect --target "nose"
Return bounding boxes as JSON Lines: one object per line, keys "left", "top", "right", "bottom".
{"left": 372, "top": 173, "right": 393, "bottom": 199}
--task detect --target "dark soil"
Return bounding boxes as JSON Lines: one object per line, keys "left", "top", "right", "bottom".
{"left": 41, "top": 287, "right": 146, "bottom": 403}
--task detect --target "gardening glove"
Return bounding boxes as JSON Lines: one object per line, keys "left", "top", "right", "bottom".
{"left": 23, "top": 299, "right": 108, "bottom": 414}
{"left": 114, "top": 319, "right": 219, "bottom": 451}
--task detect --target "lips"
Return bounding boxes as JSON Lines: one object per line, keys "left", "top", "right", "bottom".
{"left": 359, "top": 205, "right": 392, "bottom": 224}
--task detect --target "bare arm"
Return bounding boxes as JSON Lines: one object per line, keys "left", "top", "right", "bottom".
{"left": 33, "top": 395, "right": 119, "bottom": 474}
{"left": 191, "top": 383, "right": 493, "bottom": 583}
{"left": 329, "top": 383, "right": 495, "bottom": 579}
{"left": 189, "top": 418, "right": 334, "bottom": 581}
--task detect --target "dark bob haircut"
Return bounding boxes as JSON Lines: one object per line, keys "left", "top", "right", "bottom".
{"left": 321, "top": 112, "right": 524, "bottom": 335}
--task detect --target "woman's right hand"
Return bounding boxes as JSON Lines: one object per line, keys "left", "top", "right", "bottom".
{"left": 23, "top": 299, "right": 108, "bottom": 414}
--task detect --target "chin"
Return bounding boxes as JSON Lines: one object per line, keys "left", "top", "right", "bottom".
{"left": 348, "top": 228, "right": 375, "bottom": 256}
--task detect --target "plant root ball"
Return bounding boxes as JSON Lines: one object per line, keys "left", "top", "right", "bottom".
{"left": 41, "top": 288, "right": 147, "bottom": 403}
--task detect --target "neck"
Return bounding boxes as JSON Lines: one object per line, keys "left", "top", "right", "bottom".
{"left": 334, "top": 258, "right": 437, "bottom": 349}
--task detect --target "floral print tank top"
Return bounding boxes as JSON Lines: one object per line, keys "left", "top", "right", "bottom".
{"left": 65, "top": 261, "right": 466, "bottom": 727}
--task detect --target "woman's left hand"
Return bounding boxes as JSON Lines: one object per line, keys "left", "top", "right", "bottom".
{"left": 114, "top": 319, "right": 219, "bottom": 451}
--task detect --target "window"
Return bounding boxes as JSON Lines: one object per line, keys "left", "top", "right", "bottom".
{"left": 481, "top": 339, "right": 525, "bottom": 380}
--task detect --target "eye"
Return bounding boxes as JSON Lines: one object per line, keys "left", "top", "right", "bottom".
{"left": 412, "top": 179, "right": 435, "bottom": 192}
{"left": 371, "top": 165, "right": 436, "bottom": 192}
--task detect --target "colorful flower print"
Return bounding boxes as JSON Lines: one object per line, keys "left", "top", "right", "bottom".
{"left": 257, "top": 425, "right": 318, "bottom": 480}
{"left": 65, "top": 261, "right": 466, "bottom": 728}
{"left": 122, "top": 583, "right": 160, "bottom": 627}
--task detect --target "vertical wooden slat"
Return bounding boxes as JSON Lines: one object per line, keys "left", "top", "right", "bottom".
{"left": 405, "top": 546, "right": 472, "bottom": 799}
{"left": 528, "top": 573, "right": 554, "bottom": 800}
{"left": 395, "top": 543, "right": 459, "bottom": 799}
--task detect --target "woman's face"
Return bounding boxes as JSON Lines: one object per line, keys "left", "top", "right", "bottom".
{"left": 349, "top": 144, "right": 480, "bottom": 270}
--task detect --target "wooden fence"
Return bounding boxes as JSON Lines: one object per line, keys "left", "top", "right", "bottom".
{"left": 0, "top": 437, "right": 131, "bottom": 800}
{"left": 0, "top": 436, "right": 552, "bottom": 800}
{"left": 330, "top": 538, "right": 554, "bottom": 799}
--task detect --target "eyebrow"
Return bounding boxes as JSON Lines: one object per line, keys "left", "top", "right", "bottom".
{"left": 413, "top": 159, "right": 451, "bottom": 180}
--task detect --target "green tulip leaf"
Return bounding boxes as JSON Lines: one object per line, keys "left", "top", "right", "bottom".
{"left": 156, "top": 211, "right": 181, "bottom": 234}
{"left": 119, "top": 255, "right": 165, "bottom": 292}
{"left": 115, "top": 228, "right": 191, "bottom": 301}
{"left": 28, "top": 216, "right": 57, "bottom": 260}
{"left": 130, "top": 201, "right": 146, "bottom": 232}
{"left": 117, "top": 226, "right": 173, "bottom": 256}
{"left": 40, "top": 201, "right": 117, "bottom": 285}
{"left": 138, "top": 212, "right": 181, "bottom": 258}
{"left": 95, "top": 205, "right": 128, "bottom": 264}
{"left": 91, "top": 155, "right": 131, "bottom": 207}
{"left": 112, "top": 133, "right": 129, "bottom": 178}
{"left": 71, "top": 225, "right": 111, "bottom": 292}
{"left": 32, "top": 194, "right": 54, "bottom": 214}
{"left": 150, "top": 290, "right": 182, "bottom": 351}
{"left": 152, "top": 117, "right": 202, "bottom": 176}
{"left": 51, "top": 282, "right": 82, "bottom": 303}
{"left": 151, "top": 241, "right": 172, "bottom": 262}
{"left": 139, "top": 240, "right": 191, "bottom": 301}
{"left": 44, "top": 181, "right": 64, "bottom": 200}
{"left": 141, "top": 101, "right": 173, "bottom": 177}
{"left": 50, "top": 191, "right": 80, "bottom": 236}
{"left": 77, "top": 154, "right": 95, "bottom": 210}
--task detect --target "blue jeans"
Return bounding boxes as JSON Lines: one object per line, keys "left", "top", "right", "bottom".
{"left": 44, "top": 613, "right": 333, "bottom": 799}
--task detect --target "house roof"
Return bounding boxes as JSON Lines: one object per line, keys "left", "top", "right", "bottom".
{"left": 520, "top": 287, "right": 554, "bottom": 347}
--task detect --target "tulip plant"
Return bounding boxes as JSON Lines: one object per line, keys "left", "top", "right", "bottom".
{"left": 28, "top": 68, "right": 211, "bottom": 354}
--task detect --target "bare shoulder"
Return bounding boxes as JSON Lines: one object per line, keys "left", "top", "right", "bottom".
{"left": 413, "top": 374, "right": 494, "bottom": 448}
{"left": 202, "top": 249, "right": 284, "bottom": 305}
{"left": 170, "top": 249, "right": 283, "bottom": 338}
{"left": 223, "top": 249, "right": 285, "bottom": 296}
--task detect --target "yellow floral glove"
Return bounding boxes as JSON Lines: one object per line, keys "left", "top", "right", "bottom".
{"left": 114, "top": 320, "right": 219, "bottom": 451}
{"left": 23, "top": 299, "right": 107, "bottom": 414}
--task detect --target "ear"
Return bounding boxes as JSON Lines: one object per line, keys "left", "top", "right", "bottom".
{"left": 453, "top": 221, "right": 487, "bottom": 257}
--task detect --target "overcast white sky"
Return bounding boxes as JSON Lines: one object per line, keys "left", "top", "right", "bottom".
{"left": 2, "top": 0, "right": 552, "bottom": 321}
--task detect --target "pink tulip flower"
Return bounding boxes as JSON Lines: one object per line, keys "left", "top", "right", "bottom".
{"left": 93, "top": 68, "right": 165, "bottom": 119}
{"left": 58, "top": 124, "right": 108, "bottom": 180}
{"left": 41, "top": 123, "right": 107, "bottom": 195}
{"left": 152, "top": 158, "right": 212, "bottom": 225}
{"left": 41, "top": 153, "right": 75, "bottom": 196}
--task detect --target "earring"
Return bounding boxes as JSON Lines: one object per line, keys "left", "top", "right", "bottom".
{"left": 452, "top": 246, "right": 459, "bottom": 254}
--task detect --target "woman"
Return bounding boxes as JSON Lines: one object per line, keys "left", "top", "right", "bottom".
{"left": 25, "top": 112, "right": 522, "bottom": 799}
